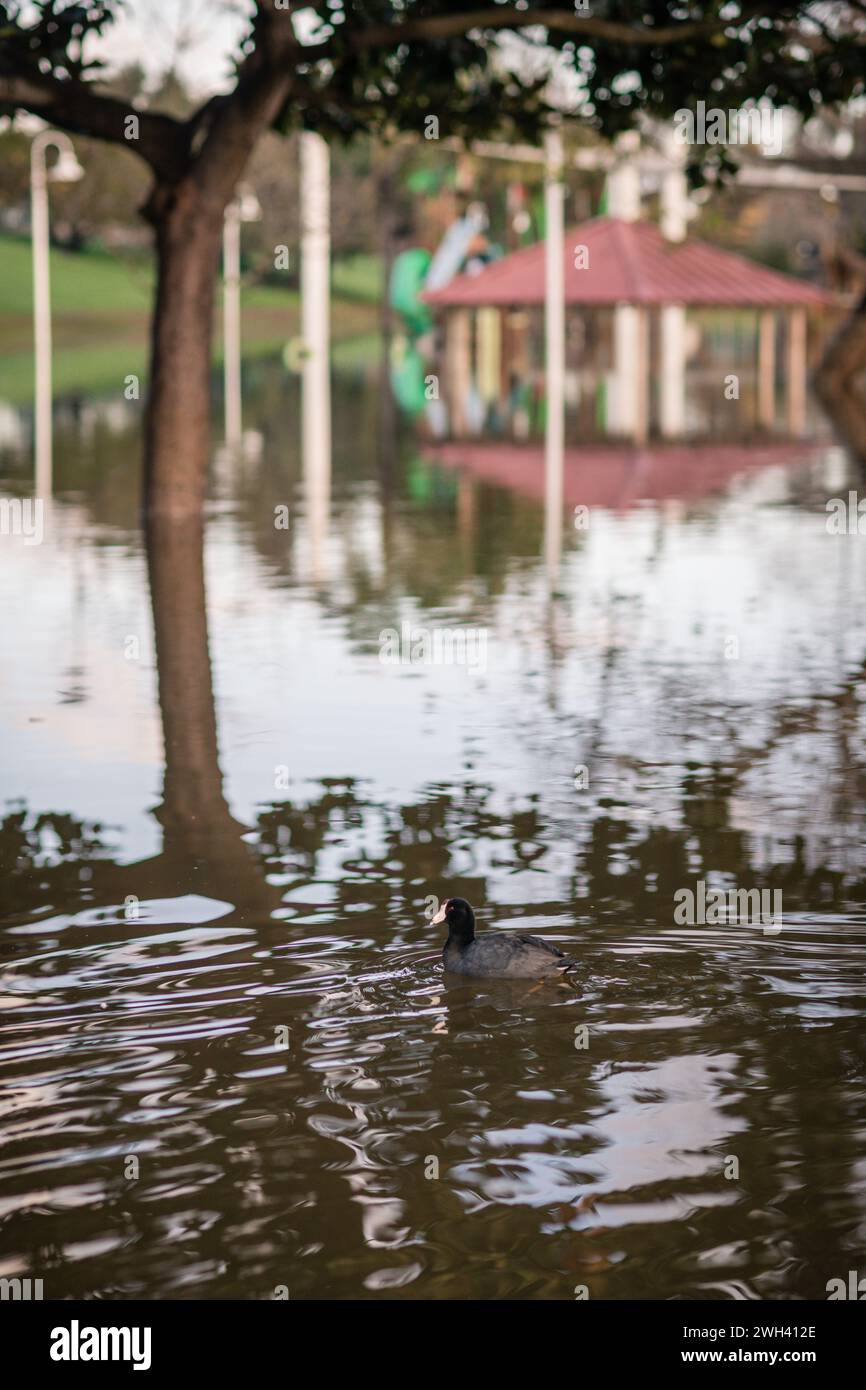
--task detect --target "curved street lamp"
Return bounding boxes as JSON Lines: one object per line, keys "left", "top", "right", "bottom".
{"left": 30, "top": 130, "right": 84, "bottom": 497}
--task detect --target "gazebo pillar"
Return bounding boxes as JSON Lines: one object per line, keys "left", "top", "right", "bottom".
{"left": 786, "top": 307, "right": 807, "bottom": 435}
{"left": 636, "top": 308, "right": 650, "bottom": 444}
{"left": 446, "top": 307, "right": 472, "bottom": 436}
{"left": 758, "top": 310, "right": 776, "bottom": 429}
{"left": 610, "top": 304, "right": 649, "bottom": 442}
{"left": 509, "top": 309, "right": 531, "bottom": 439}
{"left": 477, "top": 307, "right": 501, "bottom": 412}
{"left": 659, "top": 304, "right": 687, "bottom": 437}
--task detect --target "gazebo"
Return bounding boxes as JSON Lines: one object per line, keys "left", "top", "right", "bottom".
{"left": 422, "top": 216, "right": 837, "bottom": 442}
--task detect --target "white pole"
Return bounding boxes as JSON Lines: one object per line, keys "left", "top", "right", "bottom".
{"left": 611, "top": 304, "right": 641, "bottom": 436}
{"left": 30, "top": 130, "right": 83, "bottom": 499}
{"left": 758, "top": 310, "right": 776, "bottom": 428}
{"left": 605, "top": 142, "right": 641, "bottom": 222}
{"left": 605, "top": 137, "right": 643, "bottom": 440}
{"left": 658, "top": 146, "right": 689, "bottom": 437}
{"left": 31, "top": 136, "right": 53, "bottom": 499}
{"left": 659, "top": 305, "right": 686, "bottom": 437}
{"left": 786, "top": 307, "right": 807, "bottom": 436}
{"left": 660, "top": 163, "right": 690, "bottom": 243}
{"left": 223, "top": 201, "right": 242, "bottom": 450}
{"left": 300, "top": 132, "right": 331, "bottom": 575}
{"left": 544, "top": 129, "right": 565, "bottom": 581}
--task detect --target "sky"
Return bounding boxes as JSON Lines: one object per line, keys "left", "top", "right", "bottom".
{"left": 92, "top": 1, "right": 325, "bottom": 96}
{"left": 89, "top": 1, "right": 589, "bottom": 128}
{"left": 94, "top": 0, "right": 250, "bottom": 94}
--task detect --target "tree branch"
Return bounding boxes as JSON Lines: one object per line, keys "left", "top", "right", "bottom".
{"left": 185, "top": 24, "right": 297, "bottom": 211}
{"left": 300, "top": 5, "right": 734, "bottom": 61}
{"left": 0, "top": 72, "right": 190, "bottom": 181}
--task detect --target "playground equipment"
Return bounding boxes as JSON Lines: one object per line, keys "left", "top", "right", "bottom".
{"left": 388, "top": 200, "right": 500, "bottom": 345}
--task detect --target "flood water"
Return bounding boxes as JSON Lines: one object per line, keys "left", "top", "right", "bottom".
{"left": 2, "top": 362, "right": 866, "bottom": 1300}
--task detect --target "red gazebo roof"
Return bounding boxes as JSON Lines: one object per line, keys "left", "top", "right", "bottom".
{"left": 422, "top": 217, "right": 835, "bottom": 309}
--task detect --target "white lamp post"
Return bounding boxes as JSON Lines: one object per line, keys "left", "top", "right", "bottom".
{"left": 659, "top": 132, "right": 691, "bottom": 438}
{"left": 544, "top": 128, "right": 565, "bottom": 582}
{"left": 300, "top": 132, "right": 331, "bottom": 579}
{"left": 30, "top": 130, "right": 84, "bottom": 497}
{"left": 223, "top": 184, "right": 262, "bottom": 450}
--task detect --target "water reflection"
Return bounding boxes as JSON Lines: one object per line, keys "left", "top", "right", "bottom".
{"left": 1, "top": 364, "right": 866, "bottom": 1300}
{"left": 146, "top": 515, "right": 282, "bottom": 922}
{"left": 426, "top": 439, "right": 831, "bottom": 508}
{"left": 302, "top": 354, "right": 332, "bottom": 583}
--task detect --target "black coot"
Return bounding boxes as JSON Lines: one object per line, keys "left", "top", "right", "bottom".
{"left": 432, "top": 897, "right": 577, "bottom": 980}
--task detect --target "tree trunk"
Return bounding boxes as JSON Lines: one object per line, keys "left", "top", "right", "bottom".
{"left": 816, "top": 289, "right": 866, "bottom": 395}
{"left": 814, "top": 379, "right": 866, "bottom": 477}
{"left": 137, "top": 45, "right": 294, "bottom": 518}
{"left": 143, "top": 184, "right": 225, "bottom": 519}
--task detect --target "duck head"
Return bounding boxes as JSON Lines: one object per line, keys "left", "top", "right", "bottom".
{"left": 431, "top": 896, "right": 476, "bottom": 945}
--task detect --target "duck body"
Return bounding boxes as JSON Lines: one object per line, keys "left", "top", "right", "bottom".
{"left": 433, "top": 897, "right": 577, "bottom": 980}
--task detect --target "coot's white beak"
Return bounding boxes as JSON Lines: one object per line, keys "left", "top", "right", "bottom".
{"left": 431, "top": 902, "right": 448, "bottom": 925}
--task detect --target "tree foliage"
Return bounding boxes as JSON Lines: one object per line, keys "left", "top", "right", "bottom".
{"left": 2, "top": 2, "right": 865, "bottom": 183}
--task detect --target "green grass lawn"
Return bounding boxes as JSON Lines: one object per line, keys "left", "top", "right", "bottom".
{"left": 0, "top": 235, "right": 153, "bottom": 316}
{"left": 0, "top": 342, "right": 149, "bottom": 403}
{"left": 0, "top": 234, "right": 385, "bottom": 317}
{"left": 330, "top": 253, "right": 384, "bottom": 303}
{"left": 0, "top": 235, "right": 381, "bottom": 402}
